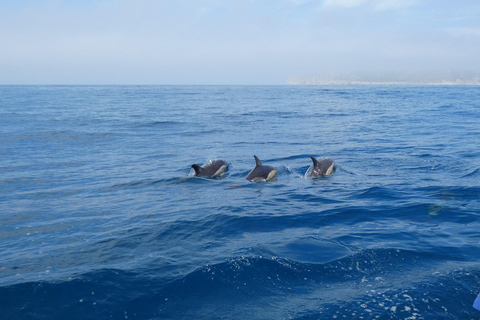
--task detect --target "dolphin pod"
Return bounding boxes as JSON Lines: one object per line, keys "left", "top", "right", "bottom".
{"left": 191, "top": 155, "right": 335, "bottom": 181}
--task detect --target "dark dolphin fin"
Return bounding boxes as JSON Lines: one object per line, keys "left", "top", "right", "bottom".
{"left": 253, "top": 155, "right": 262, "bottom": 167}
{"left": 310, "top": 156, "right": 319, "bottom": 166}
{"left": 191, "top": 164, "right": 203, "bottom": 176}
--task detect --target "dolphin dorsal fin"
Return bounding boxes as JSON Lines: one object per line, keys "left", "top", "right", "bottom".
{"left": 191, "top": 164, "right": 203, "bottom": 175}
{"left": 310, "top": 156, "right": 319, "bottom": 166}
{"left": 253, "top": 155, "right": 262, "bottom": 167}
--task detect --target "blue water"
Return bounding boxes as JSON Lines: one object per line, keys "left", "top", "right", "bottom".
{"left": 1, "top": 85, "right": 479, "bottom": 319}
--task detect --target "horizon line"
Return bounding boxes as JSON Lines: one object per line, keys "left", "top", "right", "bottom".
{"left": 1, "top": 82, "right": 480, "bottom": 86}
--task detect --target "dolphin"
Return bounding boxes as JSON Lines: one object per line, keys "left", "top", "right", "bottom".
{"left": 246, "top": 155, "right": 278, "bottom": 182}
{"left": 191, "top": 160, "right": 229, "bottom": 178}
{"left": 307, "top": 157, "right": 335, "bottom": 177}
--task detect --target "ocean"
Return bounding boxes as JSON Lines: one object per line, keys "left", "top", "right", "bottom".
{"left": 0, "top": 85, "right": 479, "bottom": 319}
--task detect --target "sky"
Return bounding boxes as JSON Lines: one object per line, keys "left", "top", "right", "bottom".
{"left": 1, "top": 0, "right": 480, "bottom": 85}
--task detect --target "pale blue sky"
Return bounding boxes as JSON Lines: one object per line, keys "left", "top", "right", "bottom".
{"left": 1, "top": 0, "right": 480, "bottom": 84}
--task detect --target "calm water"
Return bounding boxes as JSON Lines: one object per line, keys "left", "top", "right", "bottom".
{"left": 0, "top": 85, "right": 479, "bottom": 319}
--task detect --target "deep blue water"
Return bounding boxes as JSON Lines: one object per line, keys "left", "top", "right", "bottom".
{"left": 0, "top": 85, "right": 479, "bottom": 319}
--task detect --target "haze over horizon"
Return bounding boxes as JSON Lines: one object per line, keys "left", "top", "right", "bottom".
{"left": 2, "top": 0, "right": 480, "bottom": 85}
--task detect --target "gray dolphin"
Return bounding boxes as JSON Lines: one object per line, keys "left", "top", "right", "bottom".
{"left": 307, "top": 157, "right": 335, "bottom": 177}
{"left": 246, "top": 155, "right": 278, "bottom": 182}
{"left": 191, "top": 160, "right": 229, "bottom": 178}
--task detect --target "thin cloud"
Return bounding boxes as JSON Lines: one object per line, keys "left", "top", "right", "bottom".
{"left": 323, "top": 0, "right": 422, "bottom": 11}
{"left": 284, "top": 0, "right": 313, "bottom": 5}
{"left": 448, "top": 27, "right": 480, "bottom": 38}
{"left": 323, "top": 0, "right": 363, "bottom": 8}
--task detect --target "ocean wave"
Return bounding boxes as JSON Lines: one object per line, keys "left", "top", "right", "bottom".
{"left": 414, "top": 185, "right": 480, "bottom": 203}
{"left": 357, "top": 185, "right": 407, "bottom": 200}
{"left": 134, "top": 120, "right": 187, "bottom": 128}
{"left": 462, "top": 167, "right": 480, "bottom": 178}
{"left": 108, "top": 178, "right": 179, "bottom": 190}
{"left": 3, "top": 248, "right": 475, "bottom": 319}
{"left": 106, "top": 174, "right": 234, "bottom": 190}
{"left": 145, "top": 250, "right": 480, "bottom": 319}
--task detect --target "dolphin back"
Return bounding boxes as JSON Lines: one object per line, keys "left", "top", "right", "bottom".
{"left": 192, "top": 160, "right": 229, "bottom": 178}
{"left": 254, "top": 155, "right": 262, "bottom": 167}
{"left": 191, "top": 164, "right": 204, "bottom": 176}
{"left": 308, "top": 157, "right": 335, "bottom": 177}
{"left": 247, "top": 155, "right": 277, "bottom": 181}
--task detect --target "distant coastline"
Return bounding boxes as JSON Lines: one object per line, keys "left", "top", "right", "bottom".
{"left": 287, "top": 74, "right": 480, "bottom": 85}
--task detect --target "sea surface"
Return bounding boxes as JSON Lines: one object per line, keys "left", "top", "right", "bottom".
{"left": 1, "top": 85, "right": 479, "bottom": 319}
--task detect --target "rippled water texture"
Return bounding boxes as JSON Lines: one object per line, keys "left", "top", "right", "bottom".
{"left": 1, "top": 85, "right": 479, "bottom": 319}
